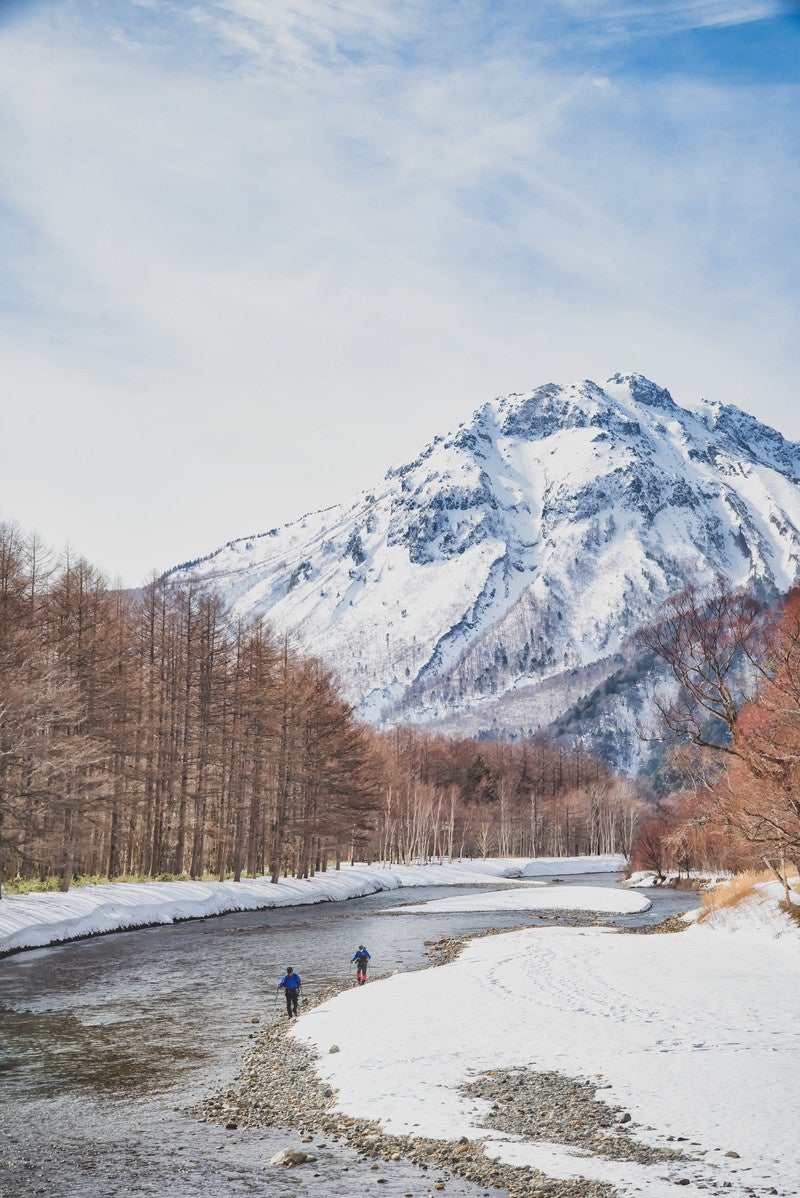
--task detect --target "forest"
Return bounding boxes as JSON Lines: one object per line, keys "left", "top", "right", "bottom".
{"left": 5, "top": 525, "right": 798, "bottom": 896}
{"left": 0, "top": 521, "right": 642, "bottom": 891}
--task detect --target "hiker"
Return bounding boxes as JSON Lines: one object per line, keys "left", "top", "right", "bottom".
{"left": 277, "top": 966, "right": 302, "bottom": 1017}
{"left": 351, "top": 944, "right": 371, "bottom": 985}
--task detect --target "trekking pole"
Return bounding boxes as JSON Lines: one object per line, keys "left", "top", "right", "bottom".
{"left": 273, "top": 988, "right": 278, "bottom": 1014}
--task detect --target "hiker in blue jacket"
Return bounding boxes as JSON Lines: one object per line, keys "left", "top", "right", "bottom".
{"left": 351, "top": 945, "right": 371, "bottom": 985}
{"left": 277, "top": 966, "right": 302, "bottom": 1017}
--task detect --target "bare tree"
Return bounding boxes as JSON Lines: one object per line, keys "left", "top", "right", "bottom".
{"left": 639, "top": 579, "right": 800, "bottom": 894}
{"left": 638, "top": 577, "right": 764, "bottom": 755}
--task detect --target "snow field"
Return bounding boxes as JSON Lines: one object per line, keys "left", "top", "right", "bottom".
{"left": 387, "top": 884, "right": 650, "bottom": 915}
{"left": 293, "top": 886, "right": 800, "bottom": 1198}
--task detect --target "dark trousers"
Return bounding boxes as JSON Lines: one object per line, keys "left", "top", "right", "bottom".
{"left": 284, "top": 988, "right": 299, "bottom": 1016}
{"left": 355, "top": 960, "right": 368, "bottom": 984}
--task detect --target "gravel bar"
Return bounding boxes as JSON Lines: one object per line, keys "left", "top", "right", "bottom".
{"left": 194, "top": 928, "right": 699, "bottom": 1198}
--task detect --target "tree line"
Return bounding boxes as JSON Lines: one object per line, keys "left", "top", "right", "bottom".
{"left": 0, "top": 522, "right": 643, "bottom": 893}
{"left": 373, "top": 730, "right": 643, "bottom": 865}
{"left": 0, "top": 523, "right": 379, "bottom": 891}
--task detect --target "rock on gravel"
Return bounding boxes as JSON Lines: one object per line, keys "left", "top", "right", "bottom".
{"left": 269, "top": 1147, "right": 317, "bottom": 1166}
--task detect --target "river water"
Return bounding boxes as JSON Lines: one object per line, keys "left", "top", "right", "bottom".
{"left": 0, "top": 875, "right": 694, "bottom": 1198}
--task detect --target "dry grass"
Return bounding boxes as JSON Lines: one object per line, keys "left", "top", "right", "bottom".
{"left": 779, "top": 899, "right": 800, "bottom": 928}
{"left": 697, "top": 869, "right": 774, "bottom": 922}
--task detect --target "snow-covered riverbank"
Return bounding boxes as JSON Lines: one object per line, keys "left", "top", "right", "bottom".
{"left": 292, "top": 880, "right": 800, "bottom": 1198}
{"left": 0, "top": 855, "right": 626, "bottom": 955}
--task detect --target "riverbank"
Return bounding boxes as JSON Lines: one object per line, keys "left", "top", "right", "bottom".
{"left": 0, "top": 855, "right": 626, "bottom": 956}
{"left": 198, "top": 965, "right": 651, "bottom": 1198}
{"left": 223, "top": 880, "right": 799, "bottom": 1198}
{"left": 201, "top": 921, "right": 688, "bottom": 1198}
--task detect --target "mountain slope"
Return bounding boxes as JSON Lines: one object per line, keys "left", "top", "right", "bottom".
{"left": 170, "top": 374, "right": 800, "bottom": 760}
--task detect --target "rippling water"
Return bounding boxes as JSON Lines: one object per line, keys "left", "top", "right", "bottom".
{"left": 0, "top": 875, "right": 695, "bottom": 1197}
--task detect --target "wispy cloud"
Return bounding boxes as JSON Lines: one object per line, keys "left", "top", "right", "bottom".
{"left": 557, "top": 0, "right": 783, "bottom": 38}
{"left": 0, "top": 0, "right": 797, "bottom": 582}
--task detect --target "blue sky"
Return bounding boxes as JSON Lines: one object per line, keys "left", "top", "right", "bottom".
{"left": 0, "top": 0, "right": 798, "bottom": 584}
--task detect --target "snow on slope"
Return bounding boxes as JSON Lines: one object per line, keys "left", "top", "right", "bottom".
{"left": 170, "top": 374, "right": 800, "bottom": 751}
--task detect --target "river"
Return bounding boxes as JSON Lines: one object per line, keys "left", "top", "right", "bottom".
{"left": 0, "top": 875, "right": 694, "bottom": 1198}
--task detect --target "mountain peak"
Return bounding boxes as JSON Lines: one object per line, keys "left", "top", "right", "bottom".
{"left": 170, "top": 373, "right": 800, "bottom": 768}
{"left": 606, "top": 372, "right": 677, "bottom": 410}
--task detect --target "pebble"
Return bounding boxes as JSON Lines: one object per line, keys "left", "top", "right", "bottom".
{"left": 465, "top": 1068, "right": 681, "bottom": 1168}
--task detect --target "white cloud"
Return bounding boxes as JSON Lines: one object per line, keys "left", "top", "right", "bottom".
{"left": 558, "top": 0, "right": 782, "bottom": 37}
{"left": 0, "top": 1, "right": 797, "bottom": 583}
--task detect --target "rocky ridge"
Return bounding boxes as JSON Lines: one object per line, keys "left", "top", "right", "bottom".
{"left": 170, "top": 374, "right": 800, "bottom": 768}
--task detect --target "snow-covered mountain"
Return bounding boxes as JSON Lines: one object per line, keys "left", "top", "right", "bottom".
{"left": 170, "top": 374, "right": 800, "bottom": 765}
